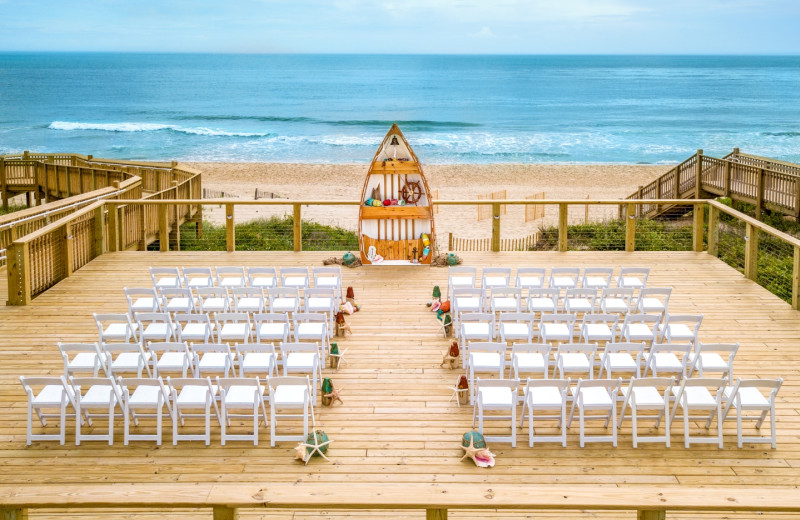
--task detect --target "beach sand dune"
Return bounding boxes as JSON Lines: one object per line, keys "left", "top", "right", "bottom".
{"left": 185, "top": 162, "right": 669, "bottom": 242}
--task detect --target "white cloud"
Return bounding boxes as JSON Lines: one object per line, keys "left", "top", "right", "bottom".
{"left": 471, "top": 26, "right": 495, "bottom": 38}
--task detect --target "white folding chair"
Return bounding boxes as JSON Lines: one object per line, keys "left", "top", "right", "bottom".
{"left": 118, "top": 376, "right": 173, "bottom": 445}
{"left": 167, "top": 376, "right": 222, "bottom": 445}
{"left": 452, "top": 287, "right": 484, "bottom": 333}
{"left": 618, "top": 313, "right": 661, "bottom": 346}
{"left": 267, "top": 376, "right": 315, "bottom": 447}
{"left": 215, "top": 266, "right": 246, "bottom": 290}
{"left": 160, "top": 287, "right": 196, "bottom": 315}
{"left": 467, "top": 342, "right": 506, "bottom": 404}
{"left": 217, "top": 377, "right": 269, "bottom": 446}
{"left": 280, "top": 267, "right": 309, "bottom": 291}
{"left": 722, "top": 378, "right": 783, "bottom": 449}
{"left": 510, "top": 343, "right": 550, "bottom": 383}
{"left": 549, "top": 267, "right": 580, "bottom": 292}
{"left": 147, "top": 341, "right": 192, "bottom": 378}
{"left": 670, "top": 377, "right": 727, "bottom": 448}
{"left": 564, "top": 288, "right": 596, "bottom": 315}
{"left": 174, "top": 313, "right": 215, "bottom": 343}
{"left": 599, "top": 342, "right": 645, "bottom": 379}
{"left": 448, "top": 266, "right": 477, "bottom": 302}
{"left": 312, "top": 266, "right": 342, "bottom": 303}
{"left": 215, "top": 312, "right": 252, "bottom": 344}
{"left": 182, "top": 267, "right": 213, "bottom": 290}
{"left": 618, "top": 376, "right": 674, "bottom": 447}
{"left": 636, "top": 287, "right": 671, "bottom": 316}
{"left": 489, "top": 287, "right": 522, "bottom": 314}
{"left": 280, "top": 342, "right": 321, "bottom": 401}
{"left": 554, "top": 343, "right": 596, "bottom": 380}
{"left": 58, "top": 342, "right": 107, "bottom": 378}
{"left": 617, "top": 267, "right": 650, "bottom": 290}
{"left": 231, "top": 287, "right": 266, "bottom": 314}
{"left": 581, "top": 267, "right": 613, "bottom": 290}
{"left": 540, "top": 313, "right": 576, "bottom": 345}
{"left": 515, "top": 267, "right": 546, "bottom": 297}
{"left": 688, "top": 342, "right": 738, "bottom": 379}
{"left": 658, "top": 314, "right": 702, "bottom": 347}
{"left": 304, "top": 287, "right": 336, "bottom": 332}
{"left": 71, "top": 376, "right": 124, "bottom": 445}
{"left": 472, "top": 378, "right": 518, "bottom": 447}
{"left": 482, "top": 267, "right": 511, "bottom": 302}
{"left": 136, "top": 312, "right": 177, "bottom": 346}
{"left": 498, "top": 312, "right": 535, "bottom": 344}
{"left": 190, "top": 343, "right": 236, "bottom": 378}
{"left": 293, "top": 313, "right": 330, "bottom": 365}
{"left": 527, "top": 288, "right": 559, "bottom": 315}
{"left": 94, "top": 313, "right": 139, "bottom": 344}
{"left": 567, "top": 378, "right": 621, "bottom": 447}
{"left": 579, "top": 313, "right": 618, "bottom": 344}
{"left": 520, "top": 378, "right": 569, "bottom": 447}
{"left": 124, "top": 287, "right": 160, "bottom": 316}
{"left": 150, "top": 267, "right": 181, "bottom": 290}
{"left": 268, "top": 287, "right": 300, "bottom": 314}
{"left": 599, "top": 287, "right": 634, "bottom": 316}
{"left": 643, "top": 343, "right": 692, "bottom": 380}
{"left": 20, "top": 376, "right": 78, "bottom": 445}
{"left": 236, "top": 342, "right": 277, "bottom": 378}
{"left": 195, "top": 287, "right": 230, "bottom": 314}
{"left": 253, "top": 313, "right": 290, "bottom": 344}
{"left": 248, "top": 266, "right": 278, "bottom": 291}
{"left": 102, "top": 342, "right": 152, "bottom": 378}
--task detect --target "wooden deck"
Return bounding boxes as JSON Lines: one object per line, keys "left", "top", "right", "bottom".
{"left": 1, "top": 251, "right": 800, "bottom": 519}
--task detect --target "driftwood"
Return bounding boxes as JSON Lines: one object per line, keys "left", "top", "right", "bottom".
{"left": 323, "top": 256, "right": 362, "bottom": 268}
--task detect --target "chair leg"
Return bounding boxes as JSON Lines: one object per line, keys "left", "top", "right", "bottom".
{"left": 737, "top": 408, "right": 744, "bottom": 449}
{"left": 156, "top": 405, "right": 163, "bottom": 446}
{"left": 579, "top": 405, "right": 585, "bottom": 448}
{"left": 60, "top": 400, "right": 67, "bottom": 446}
{"left": 683, "top": 406, "right": 690, "bottom": 449}
{"left": 511, "top": 405, "right": 516, "bottom": 448}
{"left": 631, "top": 405, "right": 638, "bottom": 448}
{"left": 108, "top": 402, "right": 115, "bottom": 445}
{"left": 27, "top": 403, "right": 33, "bottom": 446}
{"left": 611, "top": 404, "right": 617, "bottom": 448}
{"left": 220, "top": 402, "right": 227, "bottom": 446}
{"left": 124, "top": 404, "right": 130, "bottom": 446}
{"left": 205, "top": 402, "right": 212, "bottom": 446}
{"left": 253, "top": 402, "right": 259, "bottom": 446}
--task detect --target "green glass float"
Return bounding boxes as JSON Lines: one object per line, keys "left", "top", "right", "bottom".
{"left": 447, "top": 253, "right": 460, "bottom": 266}
{"left": 432, "top": 285, "right": 441, "bottom": 298}
{"left": 306, "top": 430, "right": 331, "bottom": 457}
{"left": 330, "top": 343, "right": 339, "bottom": 356}
{"left": 462, "top": 430, "right": 487, "bottom": 450}
{"left": 342, "top": 251, "right": 356, "bottom": 266}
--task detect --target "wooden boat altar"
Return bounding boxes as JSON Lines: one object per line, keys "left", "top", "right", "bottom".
{"left": 358, "top": 124, "right": 435, "bottom": 265}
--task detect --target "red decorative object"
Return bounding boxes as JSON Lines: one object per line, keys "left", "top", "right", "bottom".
{"left": 449, "top": 341, "right": 459, "bottom": 358}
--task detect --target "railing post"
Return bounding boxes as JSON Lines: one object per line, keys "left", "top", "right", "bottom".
{"left": 558, "top": 203, "right": 568, "bottom": 252}
{"left": 695, "top": 149, "right": 704, "bottom": 199}
{"left": 792, "top": 245, "right": 800, "bottom": 311}
{"left": 138, "top": 203, "right": 146, "bottom": 251}
{"left": 426, "top": 508, "right": 448, "bottom": 520}
{"left": 226, "top": 203, "right": 235, "bottom": 252}
{"left": 491, "top": 202, "right": 501, "bottom": 252}
{"left": 212, "top": 506, "right": 238, "bottom": 520}
{"left": 65, "top": 222, "right": 74, "bottom": 277}
{"left": 637, "top": 510, "right": 665, "bottom": 520}
{"left": 744, "top": 222, "right": 759, "bottom": 281}
{"left": 707, "top": 204, "right": 720, "bottom": 257}
{"left": 93, "top": 205, "right": 106, "bottom": 257}
{"left": 293, "top": 203, "right": 302, "bottom": 252}
{"left": 0, "top": 157, "right": 7, "bottom": 210}
{"left": 448, "top": 232, "right": 453, "bottom": 250}
{"left": 756, "top": 168, "right": 765, "bottom": 220}
{"left": 724, "top": 159, "right": 732, "bottom": 198}
{"left": 108, "top": 204, "right": 119, "bottom": 252}
{"left": 625, "top": 203, "right": 636, "bottom": 252}
{"left": 1, "top": 506, "right": 29, "bottom": 520}
{"left": 158, "top": 204, "right": 169, "bottom": 252}
{"left": 693, "top": 202, "right": 705, "bottom": 252}
{"left": 7, "top": 241, "right": 31, "bottom": 305}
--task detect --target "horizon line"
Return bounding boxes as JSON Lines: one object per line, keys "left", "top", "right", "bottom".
{"left": 2, "top": 51, "right": 800, "bottom": 57}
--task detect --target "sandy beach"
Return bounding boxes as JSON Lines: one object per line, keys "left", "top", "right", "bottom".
{"left": 185, "top": 162, "right": 669, "bottom": 243}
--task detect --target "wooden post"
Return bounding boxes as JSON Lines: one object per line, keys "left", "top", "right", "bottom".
{"left": 756, "top": 168, "right": 765, "bottom": 220}
{"left": 448, "top": 232, "right": 453, "bottom": 250}
{"left": 625, "top": 203, "right": 636, "bottom": 252}
{"left": 0, "top": 157, "right": 7, "bottom": 210}
{"left": 491, "top": 202, "right": 501, "bottom": 252}
{"left": 637, "top": 510, "right": 665, "bottom": 520}
{"left": 93, "top": 205, "right": 106, "bottom": 257}
{"left": 655, "top": 178, "right": 662, "bottom": 215}
{"left": 293, "top": 203, "right": 302, "bottom": 252}
{"left": 795, "top": 176, "right": 800, "bottom": 219}
{"left": 744, "top": 223, "right": 759, "bottom": 281}
{"left": 695, "top": 149, "right": 704, "bottom": 199}
{"left": 693, "top": 203, "right": 705, "bottom": 252}
{"left": 792, "top": 245, "right": 800, "bottom": 311}
{"left": 171, "top": 180, "right": 181, "bottom": 251}
{"left": 34, "top": 161, "right": 43, "bottom": 205}
{"left": 707, "top": 204, "right": 720, "bottom": 257}
{"left": 724, "top": 160, "right": 732, "bottom": 198}
{"left": 226, "top": 203, "right": 235, "bottom": 252}
{"left": 7, "top": 241, "right": 31, "bottom": 305}
{"left": 212, "top": 506, "right": 238, "bottom": 520}
{"left": 674, "top": 168, "right": 680, "bottom": 199}
{"left": 65, "top": 222, "right": 74, "bottom": 277}
{"left": 138, "top": 203, "right": 146, "bottom": 251}
{"left": 558, "top": 203, "right": 568, "bottom": 252}
{"left": 107, "top": 204, "right": 119, "bottom": 252}
{"left": 158, "top": 204, "right": 169, "bottom": 252}
{"left": 1, "top": 507, "right": 29, "bottom": 520}
{"left": 426, "top": 508, "right": 448, "bottom": 520}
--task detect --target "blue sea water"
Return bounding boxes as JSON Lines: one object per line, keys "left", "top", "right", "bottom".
{"left": 1, "top": 53, "right": 799, "bottom": 164}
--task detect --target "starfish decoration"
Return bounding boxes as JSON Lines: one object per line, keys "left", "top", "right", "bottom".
{"left": 324, "top": 385, "right": 344, "bottom": 405}
{"left": 459, "top": 436, "right": 496, "bottom": 468}
{"left": 294, "top": 436, "right": 335, "bottom": 465}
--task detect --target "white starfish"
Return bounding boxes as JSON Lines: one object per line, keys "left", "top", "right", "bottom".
{"left": 294, "top": 435, "right": 335, "bottom": 465}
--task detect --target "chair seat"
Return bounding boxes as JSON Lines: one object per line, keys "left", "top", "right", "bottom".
{"left": 628, "top": 386, "right": 664, "bottom": 407}
{"left": 273, "top": 385, "right": 307, "bottom": 406}
{"left": 286, "top": 352, "right": 317, "bottom": 370}
{"left": 690, "top": 353, "right": 728, "bottom": 372}
{"left": 143, "top": 324, "right": 171, "bottom": 339}
{"left": 186, "top": 276, "right": 211, "bottom": 288}
{"left": 663, "top": 323, "right": 694, "bottom": 339}
{"left": 258, "top": 323, "right": 288, "bottom": 338}
{"left": 723, "top": 387, "right": 769, "bottom": 408}
{"left": 559, "top": 353, "right": 590, "bottom": 371}
{"left": 584, "top": 324, "right": 613, "bottom": 340}
{"left": 224, "top": 385, "right": 265, "bottom": 407}
{"left": 605, "top": 353, "right": 637, "bottom": 370}
{"left": 157, "top": 353, "right": 187, "bottom": 370}
{"left": 272, "top": 298, "right": 297, "bottom": 311}
{"left": 639, "top": 298, "right": 665, "bottom": 312}
{"left": 81, "top": 385, "right": 118, "bottom": 407}
{"left": 33, "top": 385, "right": 68, "bottom": 406}
{"left": 470, "top": 352, "right": 502, "bottom": 369}
{"left": 202, "top": 297, "right": 228, "bottom": 312}
{"left": 69, "top": 352, "right": 105, "bottom": 371}
{"left": 492, "top": 297, "right": 518, "bottom": 311}
{"left": 176, "top": 385, "right": 215, "bottom": 406}
{"left": 542, "top": 323, "right": 570, "bottom": 339}
{"left": 198, "top": 353, "right": 233, "bottom": 371}
{"left": 620, "top": 276, "right": 644, "bottom": 288}
{"left": 220, "top": 278, "right": 242, "bottom": 288}
{"left": 297, "top": 323, "right": 325, "bottom": 336}
{"left": 514, "top": 353, "right": 545, "bottom": 371}
{"left": 478, "top": 386, "right": 514, "bottom": 407}
{"left": 307, "top": 297, "right": 333, "bottom": 311}
{"left": 242, "top": 353, "right": 275, "bottom": 371}
{"left": 220, "top": 323, "right": 248, "bottom": 338}
{"left": 502, "top": 323, "right": 530, "bottom": 336}
{"left": 627, "top": 323, "right": 654, "bottom": 339}
{"left": 131, "top": 298, "right": 157, "bottom": 312}
{"left": 155, "top": 277, "right": 179, "bottom": 288}
{"left": 566, "top": 299, "right": 592, "bottom": 312}
{"left": 456, "top": 297, "right": 481, "bottom": 311}
{"left": 484, "top": 276, "right": 508, "bottom": 288}
{"left": 584, "top": 276, "right": 607, "bottom": 288}
{"left": 181, "top": 324, "right": 211, "bottom": 340}
{"left": 673, "top": 386, "right": 715, "bottom": 407}
{"left": 315, "top": 276, "right": 338, "bottom": 288}
{"left": 129, "top": 386, "right": 163, "bottom": 407}
{"left": 552, "top": 276, "right": 575, "bottom": 288}
{"left": 251, "top": 276, "right": 276, "bottom": 288}
{"left": 602, "top": 298, "right": 629, "bottom": 313}
{"left": 526, "top": 386, "right": 563, "bottom": 406}
{"left": 236, "top": 298, "right": 262, "bottom": 311}
{"left": 104, "top": 323, "right": 138, "bottom": 338}
{"left": 652, "top": 353, "right": 683, "bottom": 371}
{"left": 518, "top": 276, "right": 542, "bottom": 287}
{"left": 575, "top": 387, "right": 612, "bottom": 407}
{"left": 165, "top": 298, "right": 193, "bottom": 312}
{"left": 283, "top": 276, "right": 307, "bottom": 287}
{"left": 463, "top": 323, "right": 491, "bottom": 337}
{"left": 112, "top": 352, "right": 151, "bottom": 370}
{"left": 529, "top": 298, "right": 556, "bottom": 312}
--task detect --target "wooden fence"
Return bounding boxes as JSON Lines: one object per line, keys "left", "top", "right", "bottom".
{"left": 524, "top": 192, "right": 546, "bottom": 222}
{"left": 477, "top": 190, "right": 507, "bottom": 221}
{"left": 449, "top": 232, "right": 538, "bottom": 251}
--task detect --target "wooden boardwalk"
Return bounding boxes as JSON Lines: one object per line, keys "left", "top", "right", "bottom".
{"left": 1, "top": 251, "right": 799, "bottom": 519}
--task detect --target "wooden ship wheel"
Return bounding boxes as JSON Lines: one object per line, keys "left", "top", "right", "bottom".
{"left": 401, "top": 181, "right": 422, "bottom": 204}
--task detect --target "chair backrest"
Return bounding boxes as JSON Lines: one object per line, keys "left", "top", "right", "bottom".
{"left": 573, "top": 377, "right": 621, "bottom": 396}
{"left": 253, "top": 312, "right": 289, "bottom": 325}
{"left": 267, "top": 375, "right": 311, "bottom": 395}
{"left": 636, "top": 287, "right": 671, "bottom": 307}
{"left": 566, "top": 288, "right": 597, "bottom": 300}
{"left": 147, "top": 341, "right": 190, "bottom": 355}
{"left": 248, "top": 267, "right": 278, "bottom": 286}
{"left": 215, "top": 312, "right": 251, "bottom": 324}
{"left": 216, "top": 377, "right": 264, "bottom": 400}
{"left": 467, "top": 341, "right": 506, "bottom": 356}
{"left": 57, "top": 342, "right": 103, "bottom": 368}
{"left": 20, "top": 375, "right": 75, "bottom": 406}
{"left": 515, "top": 267, "right": 546, "bottom": 289}
{"left": 235, "top": 342, "right": 276, "bottom": 356}
{"left": 174, "top": 313, "right": 212, "bottom": 326}
{"left": 269, "top": 286, "right": 299, "bottom": 299}
{"left": 617, "top": 267, "right": 650, "bottom": 287}
{"left": 459, "top": 312, "right": 495, "bottom": 324}
{"left": 94, "top": 313, "right": 137, "bottom": 339}
{"left": 581, "top": 313, "right": 618, "bottom": 327}
{"left": 524, "top": 377, "right": 569, "bottom": 394}
{"left": 166, "top": 376, "right": 215, "bottom": 401}
{"left": 280, "top": 267, "right": 309, "bottom": 286}
{"left": 549, "top": 267, "right": 580, "bottom": 287}
{"left": 449, "top": 266, "right": 477, "bottom": 280}
{"left": 118, "top": 376, "right": 170, "bottom": 403}
{"left": 693, "top": 342, "right": 738, "bottom": 369}
{"left": 499, "top": 312, "right": 535, "bottom": 325}
{"left": 293, "top": 312, "right": 327, "bottom": 324}
{"left": 70, "top": 376, "right": 123, "bottom": 404}
{"left": 622, "top": 313, "right": 661, "bottom": 328}
{"left": 556, "top": 342, "right": 597, "bottom": 358}
{"left": 453, "top": 287, "right": 483, "bottom": 299}
{"left": 102, "top": 341, "right": 148, "bottom": 357}
{"left": 529, "top": 288, "right": 559, "bottom": 299}
{"left": 312, "top": 266, "right": 341, "bottom": 286}
{"left": 648, "top": 342, "right": 692, "bottom": 359}
{"left": 490, "top": 287, "right": 521, "bottom": 299}
{"left": 124, "top": 287, "right": 160, "bottom": 313}
{"left": 603, "top": 341, "right": 646, "bottom": 357}
{"left": 541, "top": 313, "right": 576, "bottom": 326}
{"left": 624, "top": 376, "right": 674, "bottom": 402}
{"left": 231, "top": 287, "right": 265, "bottom": 311}
{"left": 159, "top": 288, "right": 195, "bottom": 311}
{"left": 280, "top": 342, "right": 320, "bottom": 355}
{"left": 581, "top": 267, "right": 613, "bottom": 288}
{"left": 182, "top": 267, "right": 213, "bottom": 288}
{"left": 726, "top": 378, "right": 783, "bottom": 406}
{"left": 601, "top": 287, "right": 634, "bottom": 302}
{"left": 482, "top": 267, "right": 512, "bottom": 287}
{"left": 663, "top": 314, "right": 703, "bottom": 331}
{"left": 673, "top": 377, "right": 727, "bottom": 403}
{"left": 150, "top": 267, "right": 181, "bottom": 289}
{"left": 136, "top": 312, "right": 175, "bottom": 326}
{"left": 511, "top": 343, "right": 551, "bottom": 358}
{"left": 190, "top": 342, "right": 231, "bottom": 355}
{"left": 196, "top": 287, "right": 230, "bottom": 310}
{"left": 215, "top": 266, "right": 246, "bottom": 286}
{"left": 476, "top": 378, "right": 519, "bottom": 392}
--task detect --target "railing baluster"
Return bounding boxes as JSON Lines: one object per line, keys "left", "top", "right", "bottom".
{"left": 226, "top": 203, "right": 235, "bottom": 252}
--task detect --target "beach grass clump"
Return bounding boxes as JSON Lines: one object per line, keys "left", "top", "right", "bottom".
{"left": 0, "top": 204, "right": 27, "bottom": 217}
{"left": 532, "top": 218, "right": 693, "bottom": 252}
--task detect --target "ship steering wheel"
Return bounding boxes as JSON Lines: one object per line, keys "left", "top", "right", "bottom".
{"left": 401, "top": 181, "right": 423, "bottom": 204}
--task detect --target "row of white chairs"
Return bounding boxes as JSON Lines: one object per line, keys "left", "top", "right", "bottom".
{"left": 150, "top": 266, "right": 342, "bottom": 297}
{"left": 126, "top": 286, "right": 338, "bottom": 319}
{"left": 20, "top": 375, "right": 315, "bottom": 447}
{"left": 465, "top": 342, "right": 738, "bottom": 395}
{"left": 96, "top": 311, "right": 333, "bottom": 347}
{"left": 456, "top": 312, "right": 703, "bottom": 351}
{"left": 472, "top": 376, "right": 782, "bottom": 449}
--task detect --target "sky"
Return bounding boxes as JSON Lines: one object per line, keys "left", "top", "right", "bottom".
{"left": 1, "top": 0, "right": 799, "bottom": 54}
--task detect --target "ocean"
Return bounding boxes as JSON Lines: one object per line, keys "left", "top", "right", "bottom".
{"left": 1, "top": 53, "right": 799, "bottom": 164}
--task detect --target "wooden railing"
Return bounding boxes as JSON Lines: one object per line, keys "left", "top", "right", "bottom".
{"left": 1, "top": 482, "right": 799, "bottom": 520}
{"left": 626, "top": 150, "right": 800, "bottom": 219}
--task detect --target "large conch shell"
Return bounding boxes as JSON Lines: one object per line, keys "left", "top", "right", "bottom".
{"left": 460, "top": 435, "right": 496, "bottom": 468}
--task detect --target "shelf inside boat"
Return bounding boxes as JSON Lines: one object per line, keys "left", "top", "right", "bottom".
{"left": 360, "top": 205, "right": 431, "bottom": 219}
